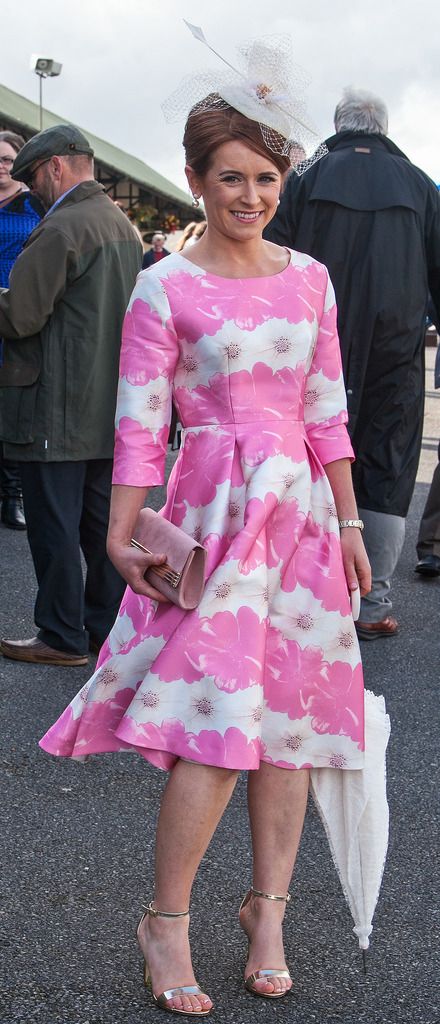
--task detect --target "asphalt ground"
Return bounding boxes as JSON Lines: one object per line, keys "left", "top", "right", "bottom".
{"left": 0, "top": 349, "right": 439, "bottom": 1024}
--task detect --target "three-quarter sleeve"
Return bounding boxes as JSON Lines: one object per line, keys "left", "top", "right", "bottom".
{"left": 304, "top": 271, "right": 354, "bottom": 466}
{"left": 112, "top": 270, "right": 179, "bottom": 486}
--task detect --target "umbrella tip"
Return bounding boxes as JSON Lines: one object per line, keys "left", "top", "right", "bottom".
{"left": 362, "top": 949, "right": 368, "bottom": 976}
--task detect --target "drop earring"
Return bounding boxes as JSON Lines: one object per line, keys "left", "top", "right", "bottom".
{"left": 192, "top": 195, "right": 200, "bottom": 208}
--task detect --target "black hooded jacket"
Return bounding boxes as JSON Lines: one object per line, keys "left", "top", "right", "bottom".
{"left": 266, "top": 132, "right": 440, "bottom": 516}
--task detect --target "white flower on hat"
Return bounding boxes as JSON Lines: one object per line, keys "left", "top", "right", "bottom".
{"left": 162, "top": 22, "right": 327, "bottom": 169}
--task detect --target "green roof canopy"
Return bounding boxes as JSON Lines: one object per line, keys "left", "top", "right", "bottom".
{"left": 0, "top": 82, "right": 191, "bottom": 208}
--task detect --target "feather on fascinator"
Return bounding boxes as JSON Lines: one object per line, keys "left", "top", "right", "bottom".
{"left": 162, "top": 22, "right": 327, "bottom": 169}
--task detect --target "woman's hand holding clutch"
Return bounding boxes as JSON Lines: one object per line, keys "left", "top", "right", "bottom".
{"left": 106, "top": 484, "right": 169, "bottom": 602}
{"left": 107, "top": 538, "right": 170, "bottom": 601}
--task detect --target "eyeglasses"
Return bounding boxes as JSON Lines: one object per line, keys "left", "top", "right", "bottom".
{"left": 0, "top": 156, "right": 14, "bottom": 166}
{"left": 26, "top": 157, "right": 51, "bottom": 186}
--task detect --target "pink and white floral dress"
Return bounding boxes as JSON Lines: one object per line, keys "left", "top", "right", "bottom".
{"left": 40, "top": 250, "right": 365, "bottom": 772}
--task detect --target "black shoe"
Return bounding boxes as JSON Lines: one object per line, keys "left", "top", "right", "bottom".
{"left": 414, "top": 554, "right": 440, "bottom": 577}
{"left": 1, "top": 498, "right": 26, "bottom": 530}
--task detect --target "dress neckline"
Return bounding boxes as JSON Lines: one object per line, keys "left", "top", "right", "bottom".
{"left": 171, "top": 248, "right": 292, "bottom": 282}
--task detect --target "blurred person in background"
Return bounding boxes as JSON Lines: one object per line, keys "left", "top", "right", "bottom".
{"left": 175, "top": 220, "right": 198, "bottom": 250}
{"left": 175, "top": 219, "right": 207, "bottom": 251}
{"left": 415, "top": 298, "right": 440, "bottom": 577}
{"left": 113, "top": 199, "right": 144, "bottom": 246}
{"left": 267, "top": 87, "right": 440, "bottom": 639}
{"left": 142, "top": 231, "right": 170, "bottom": 268}
{"left": 0, "top": 131, "right": 44, "bottom": 530}
{"left": 182, "top": 220, "right": 207, "bottom": 249}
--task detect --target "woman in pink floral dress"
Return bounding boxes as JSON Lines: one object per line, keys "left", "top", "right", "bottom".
{"left": 40, "top": 95, "right": 371, "bottom": 1014}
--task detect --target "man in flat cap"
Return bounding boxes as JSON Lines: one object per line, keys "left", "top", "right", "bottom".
{"left": 0, "top": 124, "right": 142, "bottom": 666}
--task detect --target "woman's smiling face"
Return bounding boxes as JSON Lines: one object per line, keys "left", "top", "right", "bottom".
{"left": 186, "top": 139, "right": 283, "bottom": 243}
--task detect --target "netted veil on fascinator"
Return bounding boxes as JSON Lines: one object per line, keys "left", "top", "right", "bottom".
{"left": 162, "top": 22, "right": 327, "bottom": 171}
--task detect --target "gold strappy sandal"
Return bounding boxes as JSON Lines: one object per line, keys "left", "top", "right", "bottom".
{"left": 136, "top": 901, "right": 213, "bottom": 1017}
{"left": 239, "top": 886, "right": 292, "bottom": 999}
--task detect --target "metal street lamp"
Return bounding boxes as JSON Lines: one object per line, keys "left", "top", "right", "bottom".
{"left": 31, "top": 56, "right": 63, "bottom": 130}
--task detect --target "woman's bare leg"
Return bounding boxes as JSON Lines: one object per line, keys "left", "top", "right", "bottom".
{"left": 137, "top": 760, "right": 239, "bottom": 1013}
{"left": 240, "top": 762, "right": 309, "bottom": 996}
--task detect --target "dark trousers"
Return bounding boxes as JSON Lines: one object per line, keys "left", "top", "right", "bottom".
{"left": 20, "top": 460, "right": 125, "bottom": 655}
{"left": 417, "top": 445, "right": 440, "bottom": 559}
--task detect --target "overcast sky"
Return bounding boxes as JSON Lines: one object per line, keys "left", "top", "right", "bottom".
{"left": 3, "top": 0, "right": 440, "bottom": 194}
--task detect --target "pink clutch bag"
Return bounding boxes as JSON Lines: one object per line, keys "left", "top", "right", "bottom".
{"left": 131, "top": 507, "right": 206, "bottom": 610}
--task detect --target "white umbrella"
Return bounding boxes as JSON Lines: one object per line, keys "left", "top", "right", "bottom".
{"left": 309, "top": 689, "right": 391, "bottom": 970}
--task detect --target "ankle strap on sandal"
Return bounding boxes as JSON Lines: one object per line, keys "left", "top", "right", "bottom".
{"left": 143, "top": 900, "right": 189, "bottom": 919}
{"left": 251, "top": 886, "right": 291, "bottom": 904}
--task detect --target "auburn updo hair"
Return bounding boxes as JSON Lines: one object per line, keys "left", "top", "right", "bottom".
{"left": 183, "top": 98, "right": 291, "bottom": 177}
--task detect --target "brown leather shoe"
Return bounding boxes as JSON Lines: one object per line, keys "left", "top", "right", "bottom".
{"left": 355, "top": 617, "right": 399, "bottom": 641}
{"left": 0, "top": 636, "right": 88, "bottom": 666}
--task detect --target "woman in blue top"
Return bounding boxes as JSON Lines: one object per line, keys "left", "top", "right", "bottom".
{"left": 0, "top": 131, "right": 44, "bottom": 529}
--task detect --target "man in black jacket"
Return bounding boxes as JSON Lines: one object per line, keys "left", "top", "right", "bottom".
{"left": 266, "top": 88, "right": 440, "bottom": 639}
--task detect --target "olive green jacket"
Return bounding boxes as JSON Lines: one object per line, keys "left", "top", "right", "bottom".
{"left": 0, "top": 181, "right": 142, "bottom": 461}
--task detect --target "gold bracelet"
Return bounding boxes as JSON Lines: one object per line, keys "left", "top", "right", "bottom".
{"left": 338, "top": 519, "right": 364, "bottom": 530}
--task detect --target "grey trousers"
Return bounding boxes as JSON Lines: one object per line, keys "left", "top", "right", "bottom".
{"left": 358, "top": 507, "right": 406, "bottom": 622}
{"left": 416, "top": 457, "right": 440, "bottom": 558}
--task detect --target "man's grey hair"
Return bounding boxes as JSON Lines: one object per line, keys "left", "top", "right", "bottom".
{"left": 62, "top": 153, "right": 94, "bottom": 172}
{"left": 334, "top": 88, "right": 388, "bottom": 136}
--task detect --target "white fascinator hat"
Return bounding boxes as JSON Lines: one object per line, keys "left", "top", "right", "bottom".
{"left": 162, "top": 23, "right": 327, "bottom": 170}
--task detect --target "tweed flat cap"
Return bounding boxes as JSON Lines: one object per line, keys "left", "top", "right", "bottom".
{"left": 11, "top": 123, "right": 94, "bottom": 183}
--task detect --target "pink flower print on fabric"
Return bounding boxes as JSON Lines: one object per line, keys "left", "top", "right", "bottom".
{"left": 116, "top": 715, "right": 263, "bottom": 770}
{"left": 120, "top": 300, "right": 173, "bottom": 385}
{"left": 172, "top": 428, "right": 234, "bottom": 509}
{"left": 309, "top": 307, "right": 343, "bottom": 381}
{"left": 43, "top": 687, "right": 138, "bottom": 758}
{"left": 265, "top": 631, "right": 328, "bottom": 721}
{"left": 199, "top": 530, "right": 232, "bottom": 579}
{"left": 216, "top": 281, "right": 273, "bottom": 332}
{"left": 281, "top": 515, "right": 350, "bottom": 614}
{"left": 304, "top": 418, "right": 353, "bottom": 474}
{"left": 229, "top": 492, "right": 278, "bottom": 574}
{"left": 253, "top": 269, "right": 319, "bottom": 326}
{"left": 117, "top": 715, "right": 189, "bottom": 759}
{"left": 264, "top": 755, "right": 314, "bottom": 771}
{"left": 299, "top": 257, "right": 328, "bottom": 300}
{"left": 116, "top": 375, "right": 171, "bottom": 433}
{"left": 230, "top": 363, "right": 303, "bottom": 423}
{"left": 190, "top": 726, "right": 264, "bottom": 769}
{"left": 39, "top": 703, "right": 78, "bottom": 757}
{"left": 155, "top": 606, "right": 265, "bottom": 692}
{"left": 113, "top": 421, "right": 170, "bottom": 487}
{"left": 174, "top": 372, "right": 232, "bottom": 427}
{"left": 164, "top": 271, "right": 226, "bottom": 343}
{"left": 170, "top": 253, "right": 325, "bottom": 331}
{"left": 96, "top": 636, "right": 112, "bottom": 669}
{"left": 266, "top": 497, "right": 307, "bottom": 568}
{"left": 240, "top": 422, "right": 308, "bottom": 468}
{"left": 301, "top": 660, "right": 364, "bottom": 745}
{"left": 110, "top": 595, "right": 160, "bottom": 656}
{"left": 169, "top": 270, "right": 276, "bottom": 334}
